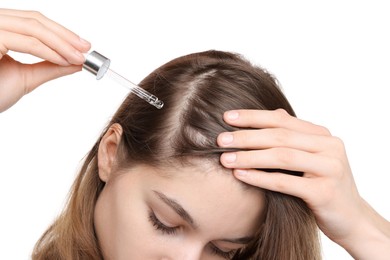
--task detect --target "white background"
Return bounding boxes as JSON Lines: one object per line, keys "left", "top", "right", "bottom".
{"left": 1, "top": 1, "right": 389, "bottom": 259}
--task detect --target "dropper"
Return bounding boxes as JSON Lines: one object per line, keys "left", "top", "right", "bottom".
{"left": 82, "top": 51, "right": 164, "bottom": 109}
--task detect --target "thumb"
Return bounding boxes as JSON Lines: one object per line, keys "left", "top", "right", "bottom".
{"left": 22, "top": 61, "right": 82, "bottom": 94}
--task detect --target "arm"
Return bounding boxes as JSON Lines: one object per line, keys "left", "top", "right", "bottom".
{"left": 0, "top": 8, "right": 91, "bottom": 112}
{"left": 218, "top": 109, "right": 390, "bottom": 259}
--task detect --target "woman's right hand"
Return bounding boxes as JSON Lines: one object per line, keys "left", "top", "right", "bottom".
{"left": 0, "top": 8, "right": 91, "bottom": 112}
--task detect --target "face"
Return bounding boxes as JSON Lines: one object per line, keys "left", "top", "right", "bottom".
{"left": 94, "top": 163, "right": 265, "bottom": 260}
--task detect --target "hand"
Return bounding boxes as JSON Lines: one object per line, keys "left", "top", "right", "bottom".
{"left": 218, "top": 109, "right": 390, "bottom": 259}
{"left": 0, "top": 8, "right": 91, "bottom": 112}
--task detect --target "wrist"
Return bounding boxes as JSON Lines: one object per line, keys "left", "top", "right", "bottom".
{"left": 335, "top": 199, "right": 390, "bottom": 260}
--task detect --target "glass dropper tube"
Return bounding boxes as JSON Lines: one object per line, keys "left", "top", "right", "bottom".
{"left": 83, "top": 51, "right": 164, "bottom": 109}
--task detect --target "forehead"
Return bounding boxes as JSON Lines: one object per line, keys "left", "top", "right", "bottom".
{"left": 136, "top": 162, "right": 265, "bottom": 236}
{"left": 149, "top": 158, "right": 260, "bottom": 195}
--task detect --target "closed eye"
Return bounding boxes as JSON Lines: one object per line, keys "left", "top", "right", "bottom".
{"left": 150, "top": 190, "right": 254, "bottom": 259}
{"left": 148, "top": 210, "right": 179, "bottom": 235}
{"left": 209, "top": 243, "right": 237, "bottom": 259}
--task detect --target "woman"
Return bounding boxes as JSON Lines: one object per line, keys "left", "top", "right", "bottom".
{"left": 1, "top": 9, "right": 389, "bottom": 260}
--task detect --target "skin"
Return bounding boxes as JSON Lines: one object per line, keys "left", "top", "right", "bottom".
{"left": 95, "top": 124, "right": 264, "bottom": 259}
{"left": 0, "top": 8, "right": 90, "bottom": 112}
{"left": 218, "top": 109, "right": 390, "bottom": 259}
{"left": 2, "top": 8, "right": 390, "bottom": 259}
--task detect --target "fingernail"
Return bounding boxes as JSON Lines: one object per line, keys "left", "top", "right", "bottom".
{"left": 235, "top": 169, "right": 248, "bottom": 176}
{"left": 74, "top": 50, "right": 85, "bottom": 62}
{"left": 79, "top": 37, "right": 90, "bottom": 46}
{"left": 223, "top": 153, "right": 236, "bottom": 163}
{"left": 220, "top": 133, "right": 233, "bottom": 145}
{"left": 226, "top": 110, "right": 239, "bottom": 121}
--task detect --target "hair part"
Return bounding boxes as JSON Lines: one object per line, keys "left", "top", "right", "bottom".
{"left": 32, "top": 50, "right": 321, "bottom": 260}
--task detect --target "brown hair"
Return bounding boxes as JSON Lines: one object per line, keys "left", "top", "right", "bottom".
{"left": 32, "top": 50, "right": 321, "bottom": 259}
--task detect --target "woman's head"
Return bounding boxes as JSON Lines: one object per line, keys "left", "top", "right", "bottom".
{"left": 110, "top": 50, "right": 295, "bottom": 167}
{"left": 33, "top": 50, "right": 320, "bottom": 259}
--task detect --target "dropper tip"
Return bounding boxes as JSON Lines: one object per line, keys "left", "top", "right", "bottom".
{"left": 152, "top": 100, "right": 164, "bottom": 109}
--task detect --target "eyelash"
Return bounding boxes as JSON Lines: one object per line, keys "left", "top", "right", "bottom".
{"left": 148, "top": 210, "right": 179, "bottom": 235}
{"left": 148, "top": 210, "right": 237, "bottom": 259}
{"left": 209, "top": 244, "right": 237, "bottom": 259}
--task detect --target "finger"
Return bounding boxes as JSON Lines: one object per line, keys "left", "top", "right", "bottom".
{"left": 0, "top": 9, "right": 90, "bottom": 52}
{"left": 0, "top": 30, "right": 69, "bottom": 65}
{"left": 218, "top": 128, "right": 336, "bottom": 153}
{"left": 21, "top": 61, "right": 81, "bottom": 94}
{"left": 223, "top": 109, "right": 331, "bottom": 136}
{"left": 0, "top": 14, "right": 86, "bottom": 64}
{"left": 220, "top": 148, "right": 337, "bottom": 176}
{"left": 232, "top": 168, "right": 312, "bottom": 200}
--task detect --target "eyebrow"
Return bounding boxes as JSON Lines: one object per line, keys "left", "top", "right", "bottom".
{"left": 220, "top": 236, "right": 254, "bottom": 244}
{"left": 152, "top": 190, "right": 255, "bottom": 245}
{"left": 153, "top": 190, "right": 197, "bottom": 229}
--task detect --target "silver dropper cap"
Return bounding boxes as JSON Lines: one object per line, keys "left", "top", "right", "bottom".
{"left": 83, "top": 51, "right": 111, "bottom": 80}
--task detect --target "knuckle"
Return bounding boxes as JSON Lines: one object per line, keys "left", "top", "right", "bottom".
{"left": 26, "top": 37, "right": 41, "bottom": 51}
{"left": 316, "top": 125, "right": 332, "bottom": 135}
{"left": 273, "top": 175, "right": 290, "bottom": 190}
{"left": 328, "top": 158, "right": 344, "bottom": 177}
{"left": 24, "top": 17, "right": 43, "bottom": 29}
{"left": 273, "top": 128, "right": 290, "bottom": 145}
{"left": 312, "top": 184, "right": 334, "bottom": 204}
{"left": 273, "top": 148, "right": 293, "bottom": 166}
{"left": 333, "top": 136, "right": 345, "bottom": 147}
{"left": 329, "top": 136, "right": 346, "bottom": 153}
{"left": 274, "top": 108, "right": 289, "bottom": 122}
{"left": 275, "top": 108, "right": 288, "bottom": 115}
{"left": 28, "top": 10, "right": 45, "bottom": 20}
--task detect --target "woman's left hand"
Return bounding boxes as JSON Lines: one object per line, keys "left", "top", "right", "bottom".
{"left": 218, "top": 109, "right": 390, "bottom": 259}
